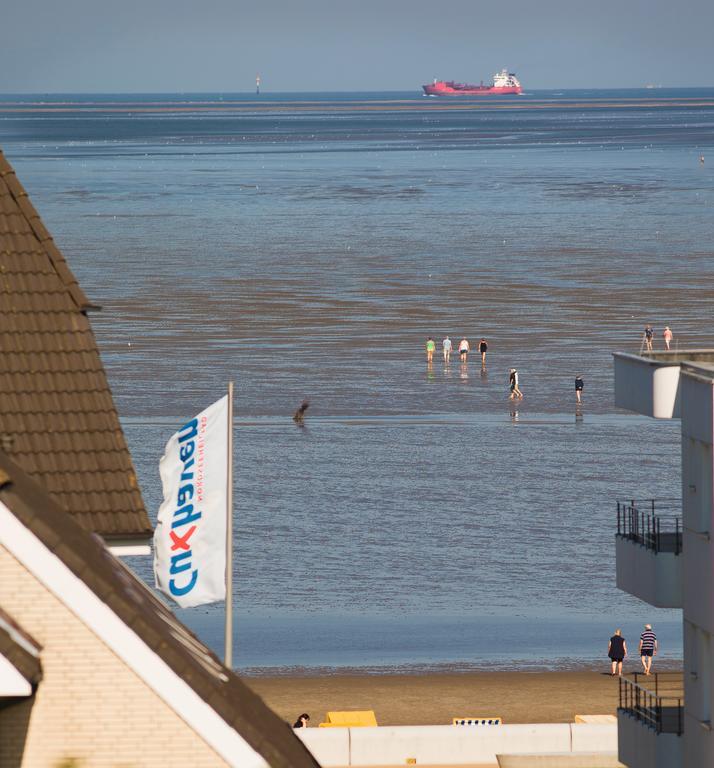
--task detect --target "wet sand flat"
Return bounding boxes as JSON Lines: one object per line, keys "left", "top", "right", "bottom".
{"left": 245, "top": 670, "right": 632, "bottom": 726}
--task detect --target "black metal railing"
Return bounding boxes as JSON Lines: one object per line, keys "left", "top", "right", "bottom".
{"left": 619, "top": 672, "right": 684, "bottom": 735}
{"left": 616, "top": 499, "right": 682, "bottom": 554}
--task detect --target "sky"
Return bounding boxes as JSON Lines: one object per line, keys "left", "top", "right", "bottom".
{"left": 1, "top": 0, "right": 712, "bottom": 93}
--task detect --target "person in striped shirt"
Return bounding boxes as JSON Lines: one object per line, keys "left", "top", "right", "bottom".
{"left": 639, "top": 624, "right": 658, "bottom": 675}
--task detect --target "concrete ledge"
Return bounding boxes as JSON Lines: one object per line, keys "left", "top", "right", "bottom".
{"left": 571, "top": 723, "right": 618, "bottom": 752}
{"left": 299, "top": 723, "right": 617, "bottom": 767}
{"left": 613, "top": 353, "right": 681, "bottom": 419}
{"left": 497, "top": 754, "right": 623, "bottom": 767}
{"left": 296, "top": 727, "right": 350, "bottom": 766}
{"left": 615, "top": 535, "right": 682, "bottom": 608}
{"left": 617, "top": 710, "right": 682, "bottom": 768}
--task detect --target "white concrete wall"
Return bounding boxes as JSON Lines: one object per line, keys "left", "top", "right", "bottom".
{"left": 680, "top": 370, "right": 714, "bottom": 768}
{"left": 615, "top": 536, "right": 682, "bottom": 608}
{"left": 570, "top": 723, "right": 618, "bottom": 752}
{"left": 297, "top": 723, "right": 616, "bottom": 767}
{"left": 681, "top": 374, "right": 713, "bottom": 444}
{"left": 617, "top": 712, "right": 682, "bottom": 768}
{"left": 684, "top": 710, "right": 714, "bottom": 768}
{"left": 681, "top": 437, "right": 713, "bottom": 535}
{"left": 681, "top": 532, "right": 713, "bottom": 631}
{"left": 297, "top": 729, "right": 350, "bottom": 767}
{"left": 613, "top": 354, "right": 681, "bottom": 419}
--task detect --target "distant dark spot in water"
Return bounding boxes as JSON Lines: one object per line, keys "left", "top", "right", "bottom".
{"left": 303, "top": 185, "right": 425, "bottom": 200}
{"left": 82, "top": 212, "right": 184, "bottom": 218}
{"left": 546, "top": 180, "right": 664, "bottom": 200}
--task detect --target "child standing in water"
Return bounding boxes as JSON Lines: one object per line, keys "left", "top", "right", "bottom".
{"left": 575, "top": 375, "right": 584, "bottom": 403}
{"left": 425, "top": 337, "right": 435, "bottom": 363}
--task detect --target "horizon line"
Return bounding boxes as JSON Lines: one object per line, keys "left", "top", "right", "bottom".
{"left": 1, "top": 85, "right": 714, "bottom": 97}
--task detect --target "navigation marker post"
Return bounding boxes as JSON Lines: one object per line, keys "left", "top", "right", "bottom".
{"left": 224, "top": 380, "right": 234, "bottom": 668}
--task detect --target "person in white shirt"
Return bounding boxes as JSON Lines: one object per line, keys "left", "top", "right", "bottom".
{"left": 442, "top": 336, "right": 452, "bottom": 363}
{"left": 509, "top": 368, "right": 523, "bottom": 399}
{"left": 459, "top": 338, "right": 470, "bottom": 363}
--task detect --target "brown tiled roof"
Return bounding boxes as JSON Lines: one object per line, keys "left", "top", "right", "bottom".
{"left": 0, "top": 150, "right": 151, "bottom": 540}
{"left": 0, "top": 453, "right": 320, "bottom": 768}
{"left": 0, "top": 605, "right": 42, "bottom": 690}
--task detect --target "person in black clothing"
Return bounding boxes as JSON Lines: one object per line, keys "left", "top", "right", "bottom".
{"left": 643, "top": 324, "right": 654, "bottom": 352}
{"left": 293, "top": 713, "right": 310, "bottom": 728}
{"left": 479, "top": 338, "right": 488, "bottom": 366}
{"left": 575, "top": 375, "right": 584, "bottom": 404}
{"left": 608, "top": 629, "right": 627, "bottom": 676}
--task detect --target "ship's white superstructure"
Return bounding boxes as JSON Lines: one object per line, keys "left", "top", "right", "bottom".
{"left": 492, "top": 69, "right": 521, "bottom": 89}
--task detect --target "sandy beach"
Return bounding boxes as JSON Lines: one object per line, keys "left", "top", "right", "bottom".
{"left": 245, "top": 670, "right": 652, "bottom": 726}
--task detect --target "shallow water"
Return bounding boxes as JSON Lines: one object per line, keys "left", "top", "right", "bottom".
{"left": 122, "top": 412, "right": 683, "bottom": 670}
{"left": 2, "top": 90, "right": 711, "bottom": 669}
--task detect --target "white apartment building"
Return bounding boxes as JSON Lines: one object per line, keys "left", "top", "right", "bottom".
{"left": 614, "top": 350, "right": 714, "bottom": 768}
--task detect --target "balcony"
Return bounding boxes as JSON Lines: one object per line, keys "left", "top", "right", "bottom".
{"left": 618, "top": 673, "right": 683, "bottom": 768}
{"left": 616, "top": 500, "right": 682, "bottom": 608}
{"left": 614, "top": 349, "right": 714, "bottom": 420}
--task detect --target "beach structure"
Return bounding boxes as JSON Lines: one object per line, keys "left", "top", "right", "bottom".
{"left": 0, "top": 150, "right": 151, "bottom": 555}
{"left": 613, "top": 349, "right": 714, "bottom": 767}
{"left": 0, "top": 450, "right": 319, "bottom": 768}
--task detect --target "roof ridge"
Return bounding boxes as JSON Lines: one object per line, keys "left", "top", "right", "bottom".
{"left": 0, "top": 150, "right": 99, "bottom": 312}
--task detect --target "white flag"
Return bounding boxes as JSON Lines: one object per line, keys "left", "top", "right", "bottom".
{"left": 154, "top": 396, "right": 228, "bottom": 607}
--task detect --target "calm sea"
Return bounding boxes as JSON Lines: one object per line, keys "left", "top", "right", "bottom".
{"left": 2, "top": 89, "right": 713, "bottom": 671}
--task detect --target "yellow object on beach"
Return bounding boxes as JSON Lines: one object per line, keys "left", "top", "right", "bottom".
{"left": 574, "top": 714, "right": 617, "bottom": 724}
{"left": 319, "top": 710, "right": 378, "bottom": 727}
{"left": 452, "top": 716, "right": 502, "bottom": 726}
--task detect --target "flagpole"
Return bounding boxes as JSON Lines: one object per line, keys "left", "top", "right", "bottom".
{"left": 224, "top": 380, "right": 234, "bottom": 668}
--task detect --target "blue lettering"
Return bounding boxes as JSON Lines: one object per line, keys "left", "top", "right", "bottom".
{"left": 169, "top": 569, "right": 198, "bottom": 596}
{"left": 179, "top": 441, "right": 195, "bottom": 462}
{"left": 170, "top": 551, "right": 192, "bottom": 574}
{"left": 178, "top": 418, "right": 198, "bottom": 443}
{"left": 177, "top": 484, "right": 194, "bottom": 506}
{"left": 180, "top": 457, "right": 195, "bottom": 482}
{"left": 171, "top": 505, "right": 202, "bottom": 529}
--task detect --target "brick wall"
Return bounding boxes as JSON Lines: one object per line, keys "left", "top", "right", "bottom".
{"left": 0, "top": 544, "right": 229, "bottom": 768}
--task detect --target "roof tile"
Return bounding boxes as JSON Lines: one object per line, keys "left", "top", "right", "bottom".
{"left": 0, "top": 150, "right": 151, "bottom": 539}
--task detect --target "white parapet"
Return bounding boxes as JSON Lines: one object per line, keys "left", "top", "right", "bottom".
{"left": 613, "top": 353, "right": 682, "bottom": 419}
{"left": 297, "top": 722, "right": 617, "bottom": 767}
{"left": 618, "top": 710, "right": 682, "bottom": 768}
{"left": 615, "top": 536, "right": 683, "bottom": 608}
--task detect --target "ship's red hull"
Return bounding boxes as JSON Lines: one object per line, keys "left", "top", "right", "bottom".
{"left": 422, "top": 82, "right": 522, "bottom": 96}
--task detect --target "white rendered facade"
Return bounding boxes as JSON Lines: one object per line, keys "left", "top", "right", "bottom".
{"left": 614, "top": 352, "right": 714, "bottom": 768}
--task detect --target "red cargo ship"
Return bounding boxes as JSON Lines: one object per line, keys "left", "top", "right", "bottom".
{"left": 423, "top": 69, "right": 522, "bottom": 96}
